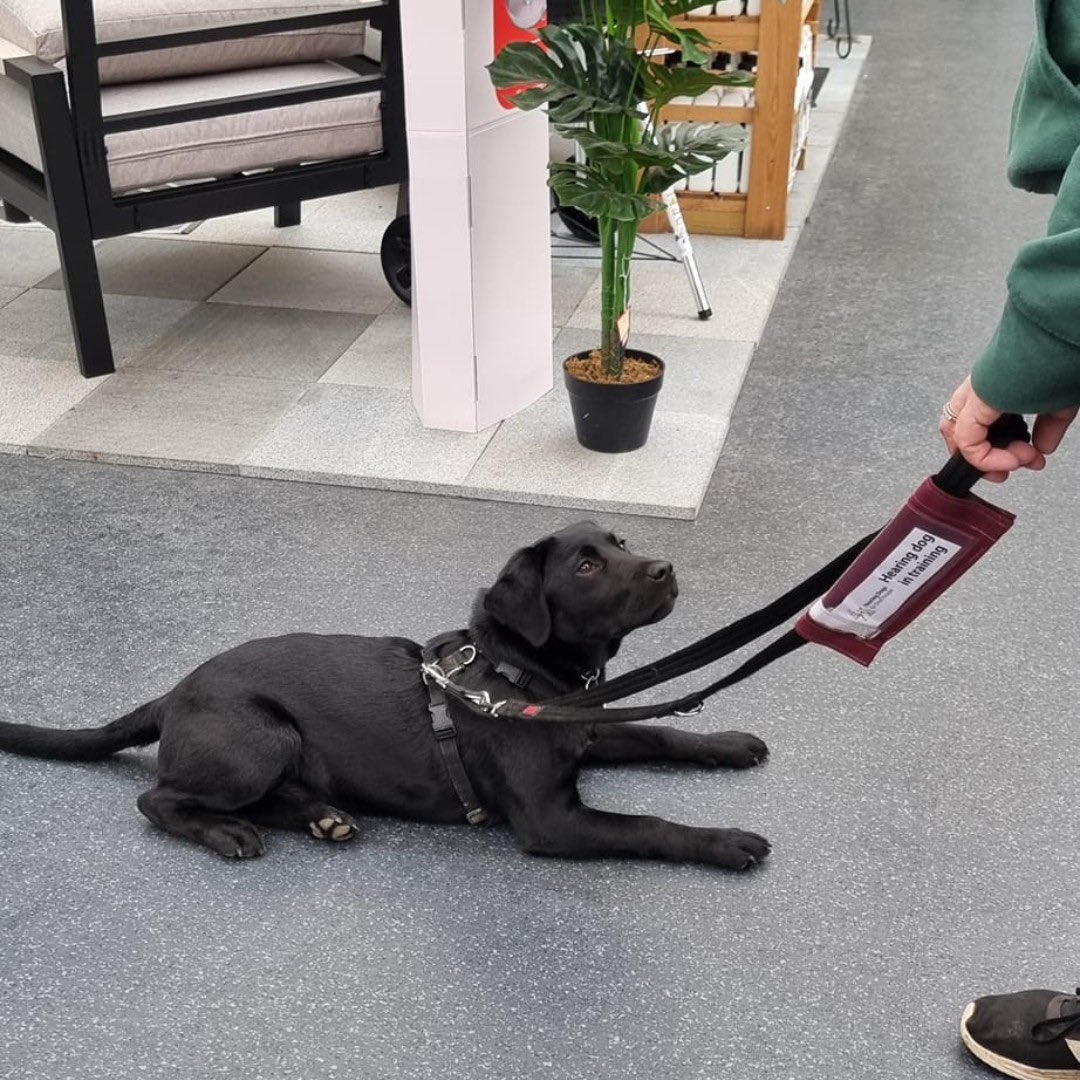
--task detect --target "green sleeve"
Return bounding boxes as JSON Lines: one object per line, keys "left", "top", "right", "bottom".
{"left": 971, "top": 0, "right": 1080, "bottom": 413}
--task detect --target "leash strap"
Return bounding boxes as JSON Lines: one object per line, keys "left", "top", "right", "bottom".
{"left": 550, "top": 530, "right": 880, "bottom": 709}
{"left": 421, "top": 642, "right": 489, "bottom": 825}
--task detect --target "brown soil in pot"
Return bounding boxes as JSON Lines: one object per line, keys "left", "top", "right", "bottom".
{"left": 565, "top": 350, "right": 662, "bottom": 386}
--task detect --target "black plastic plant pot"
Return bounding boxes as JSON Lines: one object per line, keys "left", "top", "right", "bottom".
{"left": 563, "top": 349, "right": 665, "bottom": 453}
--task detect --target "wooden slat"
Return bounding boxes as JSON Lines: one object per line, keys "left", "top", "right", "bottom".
{"left": 743, "top": 0, "right": 800, "bottom": 239}
{"left": 638, "top": 192, "right": 747, "bottom": 236}
{"left": 659, "top": 104, "right": 753, "bottom": 125}
{"left": 636, "top": 16, "right": 759, "bottom": 51}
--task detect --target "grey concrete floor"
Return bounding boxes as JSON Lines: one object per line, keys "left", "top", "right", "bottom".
{"left": 2, "top": 2, "right": 1077, "bottom": 1078}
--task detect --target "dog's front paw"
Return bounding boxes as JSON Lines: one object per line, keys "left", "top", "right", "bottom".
{"left": 694, "top": 731, "right": 768, "bottom": 769}
{"left": 705, "top": 828, "right": 771, "bottom": 870}
{"left": 206, "top": 822, "right": 266, "bottom": 859}
{"left": 308, "top": 810, "right": 359, "bottom": 842}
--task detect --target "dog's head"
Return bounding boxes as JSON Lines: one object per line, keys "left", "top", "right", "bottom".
{"left": 483, "top": 522, "right": 678, "bottom": 650}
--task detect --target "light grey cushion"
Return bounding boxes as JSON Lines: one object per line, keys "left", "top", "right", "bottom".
{"left": 0, "top": 0, "right": 375, "bottom": 85}
{"left": 100, "top": 60, "right": 382, "bottom": 192}
{"left": 0, "top": 35, "right": 42, "bottom": 171}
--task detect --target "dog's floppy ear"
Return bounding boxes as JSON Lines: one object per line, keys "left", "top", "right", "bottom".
{"left": 484, "top": 542, "right": 552, "bottom": 647}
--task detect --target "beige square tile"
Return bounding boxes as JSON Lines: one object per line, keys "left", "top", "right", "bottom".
{"left": 36, "top": 236, "right": 264, "bottom": 300}
{"left": 319, "top": 306, "right": 412, "bottom": 388}
{"left": 463, "top": 395, "right": 726, "bottom": 519}
{"left": 185, "top": 186, "right": 399, "bottom": 253}
{"left": 0, "top": 227, "right": 59, "bottom": 287}
{"left": 210, "top": 248, "right": 396, "bottom": 314}
{"left": 243, "top": 384, "right": 496, "bottom": 486}
{"left": 0, "top": 353, "right": 106, "bottom": 450}
{"left": 31, "top": 369, "right": 304, "bottom": 468}
{"left": 133, "top": 302, "right": 370, "bottom": 383}
{"left": 0, "top": 289, "right": 198, "bottom": 366}
{"left": 0, "top": 285, "right": 24, "bottom": 308}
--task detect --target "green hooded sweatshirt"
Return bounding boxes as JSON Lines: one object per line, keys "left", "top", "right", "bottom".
{"left": 971, "top": 0, "right": 1080, "bottom": 412}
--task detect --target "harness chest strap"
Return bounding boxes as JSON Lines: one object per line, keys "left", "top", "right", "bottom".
{"left": 421, "top": 644, "right": 489, "bottom": 826}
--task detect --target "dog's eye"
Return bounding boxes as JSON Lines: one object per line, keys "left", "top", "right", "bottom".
{"left": 617, "top": 538, "right": 629, "bottom": 551}
{"left": 577, "top": 559, "right": 599, "bottom": 574}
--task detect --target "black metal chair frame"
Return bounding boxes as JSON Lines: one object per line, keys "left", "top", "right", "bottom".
{"left": 0, "top": 0, "right": 407, "bottom": 377}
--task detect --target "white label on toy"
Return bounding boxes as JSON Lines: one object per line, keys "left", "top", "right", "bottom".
{"left": 830, "top": 528, "right": 962, "bottom": 631}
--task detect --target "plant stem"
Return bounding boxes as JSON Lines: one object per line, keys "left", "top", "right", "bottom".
{"left": 599, "top": 215, "right": 621, "bottom": 379}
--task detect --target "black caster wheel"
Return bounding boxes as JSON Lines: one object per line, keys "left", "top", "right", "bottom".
{"left": 380, "top": 213, "right": 411, "bottom": 306}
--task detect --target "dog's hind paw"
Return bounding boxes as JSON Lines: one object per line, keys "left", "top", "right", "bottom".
{"left": 308, "top": 811, "right": 358, "bottom": 842}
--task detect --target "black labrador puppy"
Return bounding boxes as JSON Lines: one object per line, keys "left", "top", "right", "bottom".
{"left": 0, "top": 523, "right": 770, "bottom": 869}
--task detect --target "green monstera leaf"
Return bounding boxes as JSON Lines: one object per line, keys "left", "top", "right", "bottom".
{"left": 643, "top": 61, "right": 754, "bottom": 112}
{"left": 487, "top": 24, "right": 645, "bottom": 122}
{"left": 638, "top": 121, "right": 746, "bottom": 192}
{"left": 548, "top": 162, "right": 658, "bottom": 222}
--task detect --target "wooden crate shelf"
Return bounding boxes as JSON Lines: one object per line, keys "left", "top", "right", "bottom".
{"left": 638, "top": 0, "right": 820, "bottom": 240}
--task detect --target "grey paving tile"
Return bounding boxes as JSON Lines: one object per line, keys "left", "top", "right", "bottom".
{"left": 567, "top": 255, "right": 782, "bottom": 343}
{"left": 242, "top": 384, "right": 496, "bottom": 486}
{"left": 552, "top": 324, "right": 756, "bottom": 421}
{"left": 0, "top": 284, "right": 24, "bottom": 308}
{"left": 31, "top": 369, "right": 304, "bottom": 468}
{"left": 134, "top": 303, "right": 371, "bottom": 383}
{"left": 0, "top": 353, "right": 106, "bottom": 450}
{"left": 551, "top": 328, "right": 755, "bottom": 420}
{"left": 210, "top": 247, "right": 396, "bottom": 314}
{"left": 318, "top": 306, "right": 412, "bottom": 388}
{"left": 463, "top": 394, "right": 727, "bottom": 518}
{"left": 186, "top": 186, "right": 398, "bottom": 253}
{"left": 0, "top": 226, "right": 59, "bottom": 286}
{"left": 0, "top": 289, "right": 197, "bottom": 366}
{"left": 35, "top": 236, "right": 265, "bottom": 300}
{"left": 808, "top": 108, "right": 848, "bottom": 147}
{"left": 550, "top": 260, "right": 600, "bottom": 326}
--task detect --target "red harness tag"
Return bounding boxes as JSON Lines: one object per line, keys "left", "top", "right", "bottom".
{"left": 795, "top": 477, "right": 1015, "bottom": 666}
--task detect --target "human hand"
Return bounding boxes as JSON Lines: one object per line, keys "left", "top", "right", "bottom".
{"left": 940, "top": 377, "right": 1077, "bottom": 482}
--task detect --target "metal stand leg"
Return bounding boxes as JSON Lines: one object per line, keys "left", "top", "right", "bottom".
{"left": 2, "top": 201, "right": 31, "bottom": 223}
{"left": 660, "top": 187, "right": 712, "bottom": 320}
{"left": 274, "top": 202, "right": 301, "bottom": 227}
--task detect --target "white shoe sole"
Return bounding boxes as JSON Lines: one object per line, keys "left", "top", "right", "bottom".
{"left": 961, "top": 1002, "right": 1080, "bottom": 1080}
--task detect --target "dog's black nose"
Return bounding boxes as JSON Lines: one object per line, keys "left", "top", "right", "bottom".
{"left": 646, "top": 561, "right": 673, "bottom": 581}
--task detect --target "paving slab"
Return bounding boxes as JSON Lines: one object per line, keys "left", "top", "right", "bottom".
{"left": 132, "top": 302, "right": 371, "bottom": 383}
{"left": 35, "top": 236, "right": 265, "bottom": 301}
{"left": 462, "top": 396, "right": 727, "bottom": 519}
{"left": 0, "top": 353, "right": 106, "bottom": 451}
{"left": 551, "top": 327, "right": 755, "bottom": 421}
{"left": 319, "top": 307, "right": 413, "bottom": 389}
{"left": 185, "top": 186, "right": 398, "bottom": 252}
{"left": 0, "top": 289, "right": 197, "bottom": 366}
{"left": 0, "top": 225, "right": 60, "bottom": 286}
{"left": 0, "top": 284, "right": 24, "bottom": 308}
{"left": 31, "top": 370, "right": 305, "bottom": 470}
{"left": 242, "top": 384, "right": 498, "bottom": 487}
{"left": 211, "top": 247, "right": 397, "bottom": 314}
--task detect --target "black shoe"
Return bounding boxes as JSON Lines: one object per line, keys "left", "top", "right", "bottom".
{"left": 961, "top": 989, "right": 1080, "bottom": 1079}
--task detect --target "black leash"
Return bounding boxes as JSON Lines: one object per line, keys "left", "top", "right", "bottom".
{"left": 423, "top": 415, "right": 1029, "bottom": 727}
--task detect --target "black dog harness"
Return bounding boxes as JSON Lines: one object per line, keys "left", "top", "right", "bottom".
{"left": 420, "top": 638, "right": 490, "bottom": 825}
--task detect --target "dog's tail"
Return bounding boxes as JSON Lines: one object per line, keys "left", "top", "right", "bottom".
{"left": 0, "top": 702, "right": 161, "bottom": 762}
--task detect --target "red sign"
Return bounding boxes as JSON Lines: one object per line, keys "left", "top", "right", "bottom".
{"left": 494, "top": 0, "right": 547, "bottom": 109}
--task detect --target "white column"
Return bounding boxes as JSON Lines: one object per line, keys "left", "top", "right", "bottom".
{"left": 400, "top": 0, "right": 554, "bottom": 433}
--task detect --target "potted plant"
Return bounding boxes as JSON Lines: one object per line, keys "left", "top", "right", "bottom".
{"left": 488, "top": 1, "right": 750, "bottom": 452}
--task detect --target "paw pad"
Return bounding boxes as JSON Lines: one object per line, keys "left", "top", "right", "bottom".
{"left": 308, "top": 814, "right": 357, "bottom": 842}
